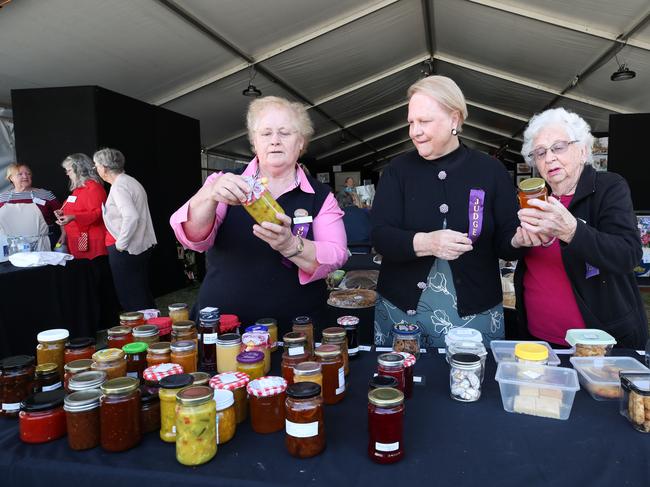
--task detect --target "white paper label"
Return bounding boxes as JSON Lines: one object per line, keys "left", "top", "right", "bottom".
{"left": 203, "top": 333, "right": 218, "bottom": 345}
{"left": 288, "top": 346, "right": 305, "bottom": 356}
{"left": 293, "top": 216, "right": 313, "bottom": 224}
{"left": 285, "top": 419, "right": 318, "bottom": 438}
{"left": 42, "top": 382, "right": 62, "bottom": 392}
{"left": 521, "top": 370, "right": 543, "bottom": 380}
{"left": 419, "top": 348, "right": 427, "bottom": 353}
{"left": 216, "top": 414, "right": 219, "bottom": 444}
{"left": 338, "top": 366, "right": 345, "bottom": 388}
{"left": 315, "top": 342, "right": 322, "bottom": 348}
{"left": 413, "top": 376, "right": 423, "bottom": 383}
{"left": 375, "top": 441, "right": 399, "bottom": 452}
{"left": 438, "top": 348, "right": 446, "bottom": 354}
{"left": 348, "top": 347, "right": 359, "bottom": 354}
{"left": 358, "top": 345, "right": 372, "bottom": 352}
{"left": 336, "top": 384, "right": 346, "bottom": 395}
{"left": 276, "top": 341, "right": 284, "bottom": 347}
{"left": 2, "top": 402, "right": 20, "bottom": 411}
{"left": 172, "top": 425, "right": 176, "bottom": 434}
{"left": 376, "top": 347, "right": 392, "bottom": 352}
{"left": 32, "top": 197, "right": 46, "bottom": 206}
{"left": 66, "top": 195, "right": 77, "bottom": 203}
{"left": 126, "top": 372, "right": 139, "bottom": 379}
{"left": 219, "top": 373, "right": 238, "bottom": 384}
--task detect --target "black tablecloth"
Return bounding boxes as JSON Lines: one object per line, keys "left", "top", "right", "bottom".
{"left": 1, "top": 349, "right": 649, "bottom": 487}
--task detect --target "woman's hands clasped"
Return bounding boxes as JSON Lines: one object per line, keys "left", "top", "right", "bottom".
{"left": 414, "top": 229, "right": 473, "bottom": 260}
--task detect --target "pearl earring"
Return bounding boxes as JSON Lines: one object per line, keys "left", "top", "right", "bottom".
{"left": 451, "top": 128, "right": 458, "bottom": 136}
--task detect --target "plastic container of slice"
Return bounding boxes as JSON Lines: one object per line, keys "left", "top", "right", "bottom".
{"left": 490, "top": 340, "right": 561, "bottom": 367}
{"left": 570, "top": 356, "right": 649, "bottom": 400}
{"left": 565, "top": 329, "right": 616, "bottom": 358}
{"left": 241, "top": 176, "right": 285, "bottom": 225}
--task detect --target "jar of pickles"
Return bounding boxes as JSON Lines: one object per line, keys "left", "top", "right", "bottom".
{"left": 0, "top": 355, "right": 35, "bottom": 417}
{"left": 368, "top": 387, "right": 404, "bottom": 464}
{"left": 241, "top": 175, "right": 285, "bottom": 225}
{"left": 171, "top": 320, "right": 198, "bottom": 345}
{"left": 517, "top": 177, "right": 548, "bottom": 209}
{"left": 19, "top": 389, "right": 67, "bottom": 444}
{"left": 64, "top": 337, "right": 96, "bottom": 363}
{"left": 36, "top": 328, "right": 69, "bottom": 377}
{"left": 34, "top": 363, "right": 62, "bottom": 393}
{"left": 175, "top": 386, "right": 216, "bottom": 466}
{"left": 64, "top": 359, "right": 93, "bottom": 392}
{"left": 322, "top": 327, "right": 349, "bottom": 376}
{"left": 337, "top": 315, "right": 360, "bottom": 359}
{"left": 132, "top": 325, "right": 160, "bottom": 346}
{"left": 292, "top": 316, "right": 314, "bottom": 357}
{"left": 210, "top": 372, "right": 250, "bottom": 424}
{"left": 242, "top": 331, "right": 271, "bottom": 374}
{"left": 282, "top": 332, "right": 310, "bottom": 385}
{"left": 391, "top": 323, "right": 421, "bottom": 359}
{"left": 377, "top": 353, "right": 405, "bottom": 393}
{"left": 285, "top": 382, "right": 325, "bottom": 458}
{"left": 159, "top": 373, "right": 194, "bottom": 442}
{"left": 247, "top": 376, "right": 287, "bottom": 434}
{"left": 214, "top": 389, "right": 236, "bottom": 444}
{"left": 198, "top": 307, "right": 220, "bottom": 373}
{"left": 315, "top": 345, "right": 345, "bottom": 405}
{"left": 64, "top": 390, "right": 101, "bottom": 450}
{"left": 397, "top": 352, "right": 416, "bottom": 399}
{"left": 146, "top": 342, "right": 171, "bottom": 367}
{"left": 120, "top": 311, "right": 145, "bottom": 328}
{"left": 68, "top": 370, "right": 107, "bottom": 393}
{"left": 236, "top": 351, "right": 265, "bottom": 380}
{"left": 216, "top": 333, "right": 242, "bottom": 373}
{"left": 91, "top": 348, "right": 127, "bottom": 380}
{"left": 255, "top": 318, "right": 278, "bottom": 352}
{"left": 107, "top": 326, "right": 133, "bottom": 348}
{"left": 123, "top": 342, "right": 148, "bottom": 380}
{"left": 293, "top": 361, "right": 323, "bottom": 394}
{"left": 168, "top": 303, "right": 190, "bottom": 323}
{"left": 100, "top": 377, "right": 141, "bottom": 452}
{"left": 170, "top": 340, "right": 198, "bottom": 373}
{"left": 146, "top": 317, "right": 173, "bottom": 342}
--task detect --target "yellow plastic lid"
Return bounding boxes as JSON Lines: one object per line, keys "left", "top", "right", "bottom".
{"left": 514, "top": 343, "right": 548, "bottom": 361}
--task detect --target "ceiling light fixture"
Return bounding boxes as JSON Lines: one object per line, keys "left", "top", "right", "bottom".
{"left": 611, "top": 51, "right": 636, "bottom": 81}
{"left": 242, "top": 65, "right": 262, "bottom": 97}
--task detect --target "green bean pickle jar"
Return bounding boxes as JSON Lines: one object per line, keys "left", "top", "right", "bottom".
{"left": 175, "top": 386, "right": 216, "bottom": 466}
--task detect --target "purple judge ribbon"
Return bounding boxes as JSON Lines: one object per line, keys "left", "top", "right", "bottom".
{"left": 468, "top": 189, "right": 485, "bottom": 243}
{"left": 281, "top": 221, "right": 311, "bottom": 268}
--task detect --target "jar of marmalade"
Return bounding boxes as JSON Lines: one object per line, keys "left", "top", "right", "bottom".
{"left": 100, "top": 377, "right": 141, "bottom": 452}
{"left": 120, "top": 311, "right": 145, "bottom": 328}
{"left": 36, "top": 328, "right": 69, "bottom": 377}
{"left": 292, "top": 316, "right": 314, "bottom": 357}
{"left": 170, "top": 340, "right": 197, "bottom": 373}
{"left": 285, "top": 382, "right": 325, "bottom": 458}
{"left": 322, "top": 327, "right": 349, "bottom": 376}
{"left": 64, "top": 337, "right": 96, "bottom": 363}
{"left": 282, "top": 332, "right": 309, "bottom": 385}
{"left": 247, "top": 376, "right": 287, "bottom": 434}
{"left": 293, "top": 361, "right": 323, "bottom": 395}
{"left": 517, "top": 177, "right": 548, "bottom": 209}
{"left": 107, "top": 326, "right": 133, "bottom": 348}
{"left": 315, "top": 345, "right": 345, "bottom": 405}
{"left": 146, "top": 342, "right": 171, "bottom": 367}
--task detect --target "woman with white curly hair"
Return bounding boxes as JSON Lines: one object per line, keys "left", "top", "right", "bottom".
{"left": 512, "top": 107, "right": 647, "bottom": 348}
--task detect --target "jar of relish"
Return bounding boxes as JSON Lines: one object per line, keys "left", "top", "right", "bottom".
{"left": 292, "top": 316, "right": 314, "bottom": 357}
{"left": 368, "top": 387, "right": 405, "bottom": 464}
{"left": 285, "top": 382, "right": 325, "bottom": 458}
{"left": 315, "top": 345, "right": 345, "bottom": 405}
{"left": 64, "top": 359, "right": 94, "bottom": 392}
{"left": 64, "top": 337, "right": 96, "bottom": 364}
{"left": 146, "top": 342, "right": 171, "bottom": 367}
{"left": 337, "top": 315, "right": 360, "bottom": 359}
{"left": 123, "top": 342, "right": 148, "bottom": 380}
{"left": 1, "top": 355, "right": 35, "bottom": 417}
{"left": 175, "top": 386, "right": 216, "bottom": 466}
{"left": 19, "top": 389, "right": 67, "bottom": 444}
{"left": 100, "top": 377, "right": 141, "bottom": 452}
{"left": 377, "top": 353, "right": 405, "bottom": 393}
{"left": 247, "top": 376, "right": 287, "bottom": 434}
{"left": 91, "top": 348, "right": 127, "bottom": 380}
{"left": 119, "top": 311, "right": 145, "bottom": 329}
{"left": 34, "top": 363, "right": 62, "bottom": 393}
{"left": 107, "top": 326, "right": 133, "bottom": 349}
{"left": 322, "top": 327, "right": 349, "bottom": 376}
{"left": 64, "top": 390, "right": 101, "bottom": 450}
{"left": 159, "top": 373, "right": 194, "bottom": 442}
{"left": 36, "top": 328, "right": 69, "bottom": 377}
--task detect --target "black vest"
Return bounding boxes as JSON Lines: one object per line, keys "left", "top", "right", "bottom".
{"left": 199, "top": 176, "right": 330, "bottom": 334}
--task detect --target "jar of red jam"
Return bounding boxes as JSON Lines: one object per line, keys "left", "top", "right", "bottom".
{"left": 100, "top": 377, "right": 141, "bottom": 452}
{"left": 132, "top": 325, "right": 160, "bottom": 346}
{"left": 19, "top": 389, "right": 67, "bottom": 444}
{"left": 337, "top": 315, "right": 360, "bottom": 359}
{"left": 146, "top": 317, "right": 173, "bottom": 342}
{"left": 285, "top": 382, "right": 325, "bottom": 458}
{"left": 146, "top": 342, "right": 171, "bottom": 367}
{"left": 64, "top": 359, "right": 94, "bottom": 392}
{"left": 368, "top": 387, "right": 404, "bottom": 464}
{"left": 107, "top": 326, "right": 133, "bottom": 348}
{"left": 34, "top": 363, "right": 62, "bottom": 393}
{"left": 315, "top": 345, "right": 345, "bottom": 405}
{"left": 64, "top": 337, "right": 96, "bottom": 364}
{"left": 397, "top": 352, "right": 416, "bottom": 399}
{"left": 123, "top": 342, "right": 148, "bottom": 380}
{"left": 1, "top": 355, "right": 35, "bottom": 417}
{"left": 247, "top": 376, "right": 287, "bottom": 434}
{"left": 282, "top": 332, "right": 309, "bottom": 385}
{"left": 68, "top": 370, "right": 107, "bottom": 393}
{"left": 64, "top": 390, "right": 101, "bottom": 450}
{"left": 377, "top": 353, "right": 405, "bottom": 393}
{"left": 120, "top": 311, "right": 145, "bottom": 329}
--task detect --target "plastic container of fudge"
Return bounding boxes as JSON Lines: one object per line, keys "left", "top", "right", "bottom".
{"left": 571, "top": 356, "right": 649, "bottom": 401}
{"left": 495, "top": 362, "right": 580, "bottom": 420}
{"left": 619, "top": 371, "right": 650, "bottom": 433}
{"left": 490, "top": 340, "right": 561, "bottom": 367}
{"left": 565, "top": 329, "right": 616, "bottom": 358}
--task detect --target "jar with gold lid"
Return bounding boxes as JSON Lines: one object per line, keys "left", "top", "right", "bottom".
{"left": 91, "top": 348, "right": 126, "bottom": 380}
{"left": 119, "top": 311, "right": 145, "bottom": 329}
{"left": 168, "top": 303, "right": 189, "bottom": 323}
{"left": 517, "top": 177, "right": 547, "bottom": 209}
{"left": 322, "top": 327, "right": 349, "bottom": 376}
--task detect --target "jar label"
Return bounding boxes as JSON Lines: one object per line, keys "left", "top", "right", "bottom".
{"left": 348, "top": 347, "right": 359, "bottom": 354}
{"left": 42, "top": 382, "right": 62, "bottom": 392}
{"left": 2, "top": 402, "right": 20, "bottom": 412}
{"left": 203, "top": 333, "right": 218, "bottom": 345}
{"left": 215, "top": 414, "right": 219, "bottom": 444}
{"left": 285, "top": 419, "right": 318, "bottom": 438}
{"left": 172, "top": 425, "right": 176, "bottom": 434}
{"left": 338, "top": 367, "right": 345, "bottom": 388}
{"left": 336, "top": 384, "right": 346, "bottom": 395}
{"left": 126, "top": 372, "right": 139, "bottom": 379}
{"left": 288, "top": 346, "right": 305, "bottom": 356}
{"left": 376, "top": 441, "right": 399, "bottom": 452}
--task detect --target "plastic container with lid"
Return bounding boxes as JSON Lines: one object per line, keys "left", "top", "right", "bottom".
{"left": 132, "top": 324, "right": 160, "bottom": 345}
{"left": 100, "top": 377, "right": 141, "bottom": 452}
{"left": 214, "top": 389, "right": 236, "bottom": 444}
{"left": 242, "top": 331, "right": 271, "bottom": 374}
{"left": 322, "top": 327, "right": 349, "bottom": 376}
{"left": 216, "top": 333, "right": 242, "bottom": 373}
{"left": 450, "top": 353, "right": 482, "bottom": 402}
{"left": 34, "top": 363, "right": 62, "bottom": 393}
{"left": 64, "top": 337, "right": 96, "bottom": 363}
{"left": 337, "top": 315, "right": 360, "bottom": 358}
{"left": 377, "top": 353, "right": 405, "bottom": 393}
{"left": 146, "top": 341, "right": 171, "bottom": 367}
{"left": 292, "top": 316, "right": 314, "bottom": 357}
{"left": 175, "top": 386, "right": 216, "bottom": 465}
{"left": 293, "top": 361, "right": 323, "bottom": 394}
{"left": 91, "top": 348, "right": 127, "bottom": 380}
{"left": 315, "top": 345, "right": 345, "bottom": 405}
{"left": 247, "top": 376, "right": 287, "bottom": 434}
{"left": 445, "top": 327, "right": 483, "bottom": 348}
{"left": 236, "top": 351, "right": 265, "bottom": 381}
{"left": 1, "top": 355, "right": 35, "bottom": 417}
{"left": 517, "top": 177, "right": 548, "bottom": 209}
{"left": 19, "top": 389, "right": 67, "bottom": 444}
{"left": 37, "top": 328, "right": 69, "bottom": 377}
{"left": 146, "top": 317, "right": 173, "bottom": 342}
{"left": 198, "top": 307, "right": 220, "bottom": 373}
{"left": 170, "top": 340, "right": 197, "bottom": 373}
{"left": 255, "top": 318, "right": 278, "bottom": 351}
{"left": 369, "top": 375, "right": 399, "bottom": 391}
{"left": 67, "top": 370, "right": 107, "bottom": 393}
{"left": 570, "top": 356, "right": 649, "bottom": 401}
{"left": 285, "top": 382, "right": 325, "bottom": 458}
{"left": 123, "top": 342, "right": 149, "bottom": 380}
{"left": 64, "top": 359, "right": 94, "bottom": 392}
{"left": 397, "top": 352, "right": 416, "bottom": 399}
{"left": 446, "top": 340, "right": 487, "bottom": 383}
{"left": 107, "top": 325, "right": 133, "bottom": 348}
{"left": 491, "top": 340, "right": 561, "bottom": 366}
{"left": 495, "top": 362, "right": 580, "bottom": 420}
{"left": 120, "top": 311, "right": 145, "bottom": 328}
{"left": 619, "top": 371, "right": 650, "bottom": 432}
{"left": 168, "top": 303, "right": 190, "bottom": 323}
{"left": 514, "top": 343, "right": 549, "bottom": 380}
{"left": 565, "top": 329, "right": 616, "bottom": 357}
{"left": 368, "top": 387, "right": 404, "bottom": 464}
{"left": 159, "top": 373, "right": 194, "bottom": 442}
{"left": 391, "top": 323, "right": 421, "bottom": 359}
{"left": 64, "top": 390, "right": 101, "bottom": 450}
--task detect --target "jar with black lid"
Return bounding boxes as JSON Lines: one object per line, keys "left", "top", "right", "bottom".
{"left": 285, "top": 382, "right": 325, "bottom": 458}
{"left": 1, "top": 355, "right": 35, "bottom": 417}
{"left": 64, "top": 337, "right": 96, "bottom": 363}
{"left": 19, "top": 389, "right": 67, "bottom": 444}
{"left": 139, "top": 387, "right": 161, "bottom": 434}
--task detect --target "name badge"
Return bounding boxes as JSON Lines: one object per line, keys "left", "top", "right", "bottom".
{"left": 32, "top": 197, "right": 46, "bottom": 206}
{"left": 67, "top": 195, "right": 77, "bottom": 203}
{"left": 293, "top": 215, "right": 313, "bottom": 225}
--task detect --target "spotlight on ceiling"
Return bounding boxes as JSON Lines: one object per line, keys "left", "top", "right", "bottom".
{"left": 242, "top": 65, "right": 262, "bottom": 97}
{"left": 610, "top": 63, "right": 636, "bottom": 81}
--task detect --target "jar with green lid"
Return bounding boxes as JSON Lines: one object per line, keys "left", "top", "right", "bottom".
{"left": 34, "top": 363, "right": 62, "bottom": 393}
{"left": 65, "top": 390, "right": 101, "bottom": 450}
{"left": 175, "top": 385, "right": 216, "bottom": 466}
{"left": 214, "top": 389, "right": 236, "bottom": 444}
{"left": 100, "top": 377, "right": 141, "bottom": 452}
{"left": 68, "top": 370, "right": 107, "bottom": 393}
{"left": 168, "top": 303, "right": 189, "bottom": 323}
{"left": 517, "top": 177, "right": 547, "bottom": 209}
{"left": 119, "top": 311, "right": 145, "bottom": 329}
{"left": 132, "top": 325, "right": 160, "bottom": 346}
{"left": 123, "top": 342, "right": 148, "bottom": 380}
{"left": 322, "top": 327, "right": 349, "bottom": 376}
{"left": 64, "top": 359, "right": 94, "bottom": 392}
{"left": 159, "top": 373, "right": 194, "bottom": 442}
{"left": 91, "top": 348, "right": 126, "bottom": 380}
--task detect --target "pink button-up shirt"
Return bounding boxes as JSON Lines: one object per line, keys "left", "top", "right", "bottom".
{"left": 169, "top": 158, "right": 348, "bottom": 284}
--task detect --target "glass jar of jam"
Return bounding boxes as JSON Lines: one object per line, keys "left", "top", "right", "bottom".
{"left": 369, "top": 375, "right": 399, "bottom": 391}
{"left": 68, "top": 370, "right": 107, "bottom": 393}
{"left": 1, "top": 355, "right": 35, "bottom": 417}
{"left": 242, "top": 331, "right": 271, "bottom": 374}
{"left": 139, "top": 387, "right": 160, "bottom": 434}
{"left": 216, "top": 333, "right": 242, "bottom": 373}
{"left": 175, "top": 386, "right": 216, "bottom": 466}
{"left": 64, "top": 337, "right": 96, "bottom": 364}
{"left": 255, "top": 318, "right": 278, "bottom": 352}
{"left": 64, "top": 390, "right": 101, "bottom": 450}
{"left": 449, "top": 353, "right": 482, "bottom": 402}
{"left": 368, "top": 387, "right": 405, "bottom": 464}
{"left": 123, "top": 342, "right": 148, "bottom": 380}
{"left": 132, "top": 325, "right": 160, "bottom": 346}
{"left": 64, "top": 359, "right": 93, "bottom": 392}
{"left": 159, "top": 373, "right": 194, "bottom": 442}
{"left": 100, "top": 377, "right": 141, "bottom": 452}
{"left": 190, "top": 371, "right": 211, "bottom": 386}
{"left": 19, "top": 389, "right": 66, "bottom": 444}
{"left": 171, "top": 320, "right": 198, "bottom": 345}
{"left": 91, "top": 348, "right": 127, "bottom": 380}
{"left": 292, "top": 316, "right": 314, "bottom": 357}
{"left": 146, "top": 341, "right": 171, "bottom": 367}
{"left": 219, "top": 314, "right": 241, "bottom": 335}
{"left": 517, "top": 177, "right": 548, "bottom": 209}
{"left": 198, "top": 307, "right": 220, "bottom": 373}
{"left": 170, "top": 340, "right": 198, "bottom": 373}
{"left": 146, "top": 317, "right": 173, "bottom": 342}
{"left": 214, "top": 389, "right": 236, "bottom": 444}
{"left": 337, "top": 315, "right": 360, "bottom": 359}
{"left": 285, "top": 382, "right": 325, "bottom": 458}
{"left": 322, "top": 327, "right": 349, "bottom": 376}
{"left": 168, "top": 303, "right": 190, "bottom": 323}
{"left": 281, "top": 332, "right": 309, "bottom": 385}
{"left": 391, "top": 323, "right": 421, "bottom": 359}
{"left": 34, "top": 363, "right": 62, "bottom": 393}
{"left": 293, "top": 361, "right": 323, "bottom": 388}
{"left": 377, "top": 353, "right": 405, "bottom": 393}
{"left": 120, "top": 311, "right": 145, "bottom": 329}
{"left": 107, "top": 326, "right": 133, "bottom": 348}
{"left": 315, "top": 345, "right": 345, "bottom": 405}
{"left": 236, "top": 351, "right": 265, "bottom": 381}
{"left": 247, "top": 376, "right": 287, "bottom": 434}
{"left": 36, "top": 328, "right": 69, "bottom": 377}
{"left": 397, "top": 352, "right": 416, "bottom": 399}
{"left": 209, "top": 372, "right": 250, "bottom": 424}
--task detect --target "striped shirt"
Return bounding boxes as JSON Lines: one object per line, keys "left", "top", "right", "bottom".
{"left": 0, "top": 188, "right": 61, "bottom": 225}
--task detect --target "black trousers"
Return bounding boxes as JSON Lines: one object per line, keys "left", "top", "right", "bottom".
{"left": 107, "top": 245, "right": 155, "bottom": 312}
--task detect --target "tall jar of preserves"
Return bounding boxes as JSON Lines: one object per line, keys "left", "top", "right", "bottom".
{"left": 120, "top": 311, "right": 145, "bottom": 329}
{"left": 198, "top": 307, "right": 220, "bottom": 373}
{"left": 216, "top": 333, "right": 242, "bottom": 373}
{"left": 337, "top": 315, "right": 360, "bottom": 359}
{"left": 285, "top": 382, "right": 325, "bottom": 458}
{"left": 34, "top": 363, "right": 62, "bottom": 393}
{"left": 175, "top": 386, "right": 216, "bottom": 466}
{"left": 107, "top": 326, "right": 133, "bottom": 348}
{"left": 315, "top": 345, "right": 345, "bottom": 405}
{"left": 242, "top": 331, "right": 271, "bottom": 374}
{"left": 391, "top": 323, "right": 421, "bottom": 359}
{"left": 64, "top": 390, "right": 101, "bottom": 450}
{"left": 292, "top": 316, "right": 314, "bottom": 357}
{"left": 68, "top": 370, "right": 107, "bottom": 393}
{"left": 368, "top": 387, "right": 405, "bottom": 464}
{"left": 91, "top": 348, "right": 127, "bottom": 380}
{"left": 377, "top": 353, "right": 405, "bottom": 393}
{"left": 171, "top": 320, "right": 198, "bottom": 346}
{"left": 255, "top": 318, "right": 278, "bottom": 352}
{"left": 397, "top": 352, "right": 416, "bottom": 399}
{"left": 322, "top": 327, "right": 349, "bottom": 376}
{"left": 19, "top": 389, "right": 67, "bottom": 444}
{"left": 282, "top": 332, "right": 309, "bottom": 385}
{"left": 214, "top": 389, "right": 236, "bottom": 444}
{"left": 236, "top": 351, "right": 265, "bottom": 380}
{"left": 209, "top": 372, "right": 250, "bottom": 424}
{"left": 64, "top": 337, "right": 96, "bottom": 363}
{"left": 132, "top": 325, "right": 160, "bottom": 346}
{"left": 159, "top": 373, "right": 194, "bottom": 442}
{"left": 64, "top": 359, "right": 93, "bottom": 392}
{"left": 123, "top": 342, "right": 148, "bottom": 380}
{"left": 293, "top": 361, "right": 323, "bottom": 394}
{"left": 247, "top": 376, "right": 287, "bottom": 434}
{"left": 146, "top": 342, "right": 171, "bottom": 367}
{"left": 100, "top": 377, "right": 141, "bottom": 452}
{"left": 170, "top": 340, "right": 197, "bottom": 373}
{"left": 36, "top": 328, "right": 69, "bottom": 377}
{"left": 168, "top": 303, "right": 190, "bottom": 323}
{"left": 0, "top": 355, "right": 35, "bottom": 417}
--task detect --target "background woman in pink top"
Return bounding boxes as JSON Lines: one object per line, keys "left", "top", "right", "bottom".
{"left": 170, "top": 96, "right": 347, "bottom": 334}
{"left": 512, "top": 108, "right": 647, "bottom": 349}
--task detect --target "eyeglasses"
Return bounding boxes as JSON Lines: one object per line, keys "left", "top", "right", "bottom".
{"left": 528, "top": 140, "right": 577, "bottom": 162}
{"left": 257, "top": 129, "right": 297, "bottom": 140}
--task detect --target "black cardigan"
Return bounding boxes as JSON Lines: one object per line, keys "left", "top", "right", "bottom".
{"left": 514, "top": 165, "right": 648, "bottom": 349}
{"left": 371, "top": 145, "right": 523, "bottom": 316}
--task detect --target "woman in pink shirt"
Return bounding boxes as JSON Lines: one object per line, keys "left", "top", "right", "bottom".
{"left": 170, "top": 96, "right": 347, "bottom": 334}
